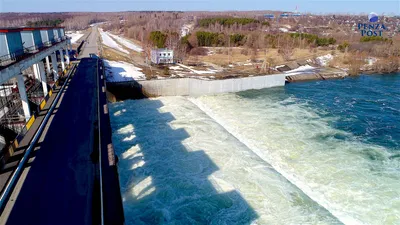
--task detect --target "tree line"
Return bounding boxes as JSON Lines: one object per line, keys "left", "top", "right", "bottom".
{"left": 360, "top": 36, "right": 392, "bottom": 43}
{"left": 289, "top": 33, "right": 336, "bottom": 46}
{"left": 149, "top": 31, "right": 168, "bottom": 48}
{"left": 26, "top": 19, "right": 64, "bottom": 27}
{"left": 185, "top": 31, "right": 337, "bottom": 48}
{"left": 198, "top": 17, "right": 269, "bottom": 27}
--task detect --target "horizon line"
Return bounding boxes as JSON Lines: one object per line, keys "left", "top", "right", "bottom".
{"left": 0, "top": 10, "right": 399, "bottom": 16}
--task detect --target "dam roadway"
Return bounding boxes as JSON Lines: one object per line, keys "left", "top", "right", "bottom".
{"left": 0, "top": 28, "right": 123, "bottom": 225}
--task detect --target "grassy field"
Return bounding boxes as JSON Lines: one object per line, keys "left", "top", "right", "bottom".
{"left": 188, "top": 47, "right": 338, "bottom": 67}
{"left": 101, "top": 46, "right": 132, "bottom": 62}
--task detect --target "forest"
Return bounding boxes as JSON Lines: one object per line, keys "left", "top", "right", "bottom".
{"left": 26, "top": 19, "right": 64, "bottom": 27}
{"left": 198, "top": 18, "right": 261, "bottom": 27}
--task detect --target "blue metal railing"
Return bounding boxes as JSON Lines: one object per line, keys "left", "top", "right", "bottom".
{"left": 0, "top": 63, "right": 76, "bottom": 211}
{"left": 0, "top": 36, "right": 69, "bottom": 67}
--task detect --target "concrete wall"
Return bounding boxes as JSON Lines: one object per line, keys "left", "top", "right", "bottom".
{"left": 138, "top": 74, "right": 285, "bottom": 96}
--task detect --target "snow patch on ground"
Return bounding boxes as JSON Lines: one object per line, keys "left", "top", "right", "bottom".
{"left": 107, "top": 32, "right": 143, "bottom": 52}
{"left": 177, "top": 63, "right": 220, "bottom": 74}
{"left": 361, "top": 57, "right": 378, "bottom": 70}
{"left": 180, "top": 23, "right": 194, "bottom": 38}
{"left": 316, "top": 54, "right": 333, "bottom": 66}
{"left": 169, "top": 66, "right": 183, "bottom": 70}
{"left": 279, "top": 28, "right": 289, "bottom": 33}
{"left": 284, "top": 65, "right": 317, "bottom": 75}
{"left": 66, "top": 31, "right": 84, "bottom": 44}
{"left": 99, "top": 29, "right": 129, "bottom": 54}
{"left": 90, "top": 22, "right": 107, "bottom": 27}
{"left": 275, "top": 65, "right": 286, "bottom": 69}
{"left": 366, "top": 57, "right": 377, "bottom": 65}
{"left": 104, "top": 60, "right": 146, "bottom": 82}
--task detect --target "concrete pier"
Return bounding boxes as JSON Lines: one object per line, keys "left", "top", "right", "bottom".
{"left": 45, "top": 56, "right": 51, "bottom": 74}
{"left": 38, "top": 61, "right": 48, "bottom": 96}
{"left": 59, "top": 49, "right": 65, "bottom": 72}
{"left": 50, "top": 52, "right": 58, "bottom": 80}
{"left": 16, "top": 73, "right": 31, "bottom": 121}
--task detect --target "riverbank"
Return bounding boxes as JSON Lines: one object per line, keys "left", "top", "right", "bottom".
{"left": 104, "top": 61, "right": 399, "bottom": 99}
{"left": 99, "top": 32, "right": 399, "bottom": 84}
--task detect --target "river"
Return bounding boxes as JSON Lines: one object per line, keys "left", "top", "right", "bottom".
{"left": 109, "top": 73, "right": 400, "bottom": 225}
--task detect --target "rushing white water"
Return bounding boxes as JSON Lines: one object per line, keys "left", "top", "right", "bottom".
{"left": 189, "top": 93, "right": 400, "bottom": 225}
{"left": 110, "top": 88, "right": 400, "bottom": 225}
{"left": 109, "top": 97, "right": 340, "bottom": 225}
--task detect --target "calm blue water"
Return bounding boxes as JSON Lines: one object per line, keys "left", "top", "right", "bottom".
{"left": 285, "top": 74, "right": 400, "bottom": 150}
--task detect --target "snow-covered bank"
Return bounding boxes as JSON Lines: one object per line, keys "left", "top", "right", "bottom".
{"left": 177, "top": 63, "right": 220, "bottom": 74}
{"left": 104, "top": 60, "right": 146, "bottom": 82}
{"left": 66, "top": 31, "right": 84, "bottom": 44}
{"left": 284, "top": 65, "right": 317, "bottom": 75}
{"left": 316, "top": 54, "right": 333, "bottom": 66}
{"left": 107, "top": 33, "right": 143, "bottom": 52}
{"left": 99, "top": 29, "right": 129, "bottom": 54}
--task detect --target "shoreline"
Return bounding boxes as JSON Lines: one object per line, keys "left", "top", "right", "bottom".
{"left": 285, "top": 68, "right": 399, "bottom": 83}
{"left": 105, "top": 68, "right": 399, "bottom": 101}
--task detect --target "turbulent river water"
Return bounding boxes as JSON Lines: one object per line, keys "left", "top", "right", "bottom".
{"left": 109, "top": 73, "right": 400, "bottom": 225}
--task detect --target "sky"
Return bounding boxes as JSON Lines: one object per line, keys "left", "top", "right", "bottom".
{"left": 0, "top": 0, "right": 399, "bottom": 14}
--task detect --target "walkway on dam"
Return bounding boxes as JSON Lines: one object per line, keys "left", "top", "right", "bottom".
{"left": 0, "top": 28, "right": 124, "bottom": 225}
{"left": 0, "top": 58, "right": 98, "bottom": 225}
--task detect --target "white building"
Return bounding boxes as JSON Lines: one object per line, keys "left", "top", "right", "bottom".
{"left": 151, "top": 48, "right": 174, "bottom": 64}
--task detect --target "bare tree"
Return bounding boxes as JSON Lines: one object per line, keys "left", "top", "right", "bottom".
{"left": 278, "top": 36, "right": 295, "bottom": 61}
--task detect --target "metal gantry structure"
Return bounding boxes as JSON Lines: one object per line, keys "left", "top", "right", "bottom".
{"left": 0, "top": 29, "right": 125, "bottom": 224}
{"left": 0, "top": 26, "right": 72, "bottom": 161}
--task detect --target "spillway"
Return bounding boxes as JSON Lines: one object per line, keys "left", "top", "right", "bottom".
{"left": 109, "top": 74, "right": 400, "bottom": 225}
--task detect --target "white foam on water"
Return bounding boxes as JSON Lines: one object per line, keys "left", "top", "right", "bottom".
{"left": 109, "top": 97, "right": 340, "bottom": 225}
{"left": 189, "top": 93, "right": 400, "bottom": 225}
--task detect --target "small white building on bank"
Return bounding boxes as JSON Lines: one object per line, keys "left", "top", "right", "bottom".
{"left": 151, "top": 48, "right": 174, "bottom": 64}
